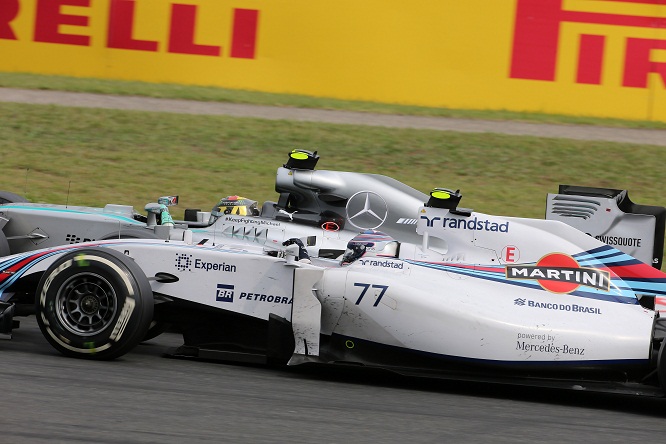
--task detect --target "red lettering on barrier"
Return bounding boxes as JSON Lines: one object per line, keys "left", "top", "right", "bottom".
{"left": 231, "top": 8, "right": 258, "bottom": 59}
{"left": 4, "top": 0, "right": 259, "bottom": 59}
{"left": 168, "top": 4, "right": 220, "bottom": 56}
{"left": 511, "top": 0, "right": 561, "bottom": 81}
{"left": 0, "top": 0, "right": 20, "bottom": 40}
{"left": 34, "top": 0, "right": 90, "bottom": 46}
{"left": 107, "top": 0, "right": 158, "bottom": 52}
{"left": 577, "top": 35, "right": 605, "bottom": 85}
{"left": 623, "top": 38, "right": 666, "bottom": 88}
{"left": 511, "top": 0, "right": 666, "bottom": 88}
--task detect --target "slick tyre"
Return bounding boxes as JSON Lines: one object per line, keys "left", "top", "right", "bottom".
{"left": 36, "top": 248, "right": 154, "bottom": 360}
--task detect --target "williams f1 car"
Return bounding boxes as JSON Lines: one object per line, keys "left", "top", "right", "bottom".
{"left": 1, "top": 189, "right": 666, "bottom": 397}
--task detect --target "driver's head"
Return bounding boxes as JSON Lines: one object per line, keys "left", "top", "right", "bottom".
{"left": 341, "top": 230, "right": 399, "bottom": 265}
{"left": 210, "top": 196, "right": 259, "bottom": 222}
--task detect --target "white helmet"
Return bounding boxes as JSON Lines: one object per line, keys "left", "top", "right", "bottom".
{"left": 341, "top": 230, "right": 399, "bottom": 265}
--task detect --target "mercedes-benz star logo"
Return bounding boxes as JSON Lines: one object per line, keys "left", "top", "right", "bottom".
{"left": 345, "top": 191, "right": 388, "bottom": 230}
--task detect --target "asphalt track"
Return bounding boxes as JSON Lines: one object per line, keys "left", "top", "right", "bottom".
{"left": 3, "top": 88, "right": 666, "bottom": 442}
{"left": 1, "top": 87, "right": 666, "bottom": 146}
{"left": 1, "top": 317, "right": 666, "bottom": 444}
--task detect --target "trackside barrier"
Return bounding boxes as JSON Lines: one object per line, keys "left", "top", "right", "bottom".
{"left": 0, "top": 0, "right": 665, "bottom": 121}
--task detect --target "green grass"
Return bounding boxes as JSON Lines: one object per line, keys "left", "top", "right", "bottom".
{"left": 3, "top": 72, "right": 666, "bottom": 129}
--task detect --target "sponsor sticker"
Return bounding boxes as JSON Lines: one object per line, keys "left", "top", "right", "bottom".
{"left": 224, "top": 216, "right": 281, "bottom": 227}
{"left": 514, "top": 298, "right": 602, "bottom": 315}
{"left": 175, "top": 254, "right": 192, "bottom": 272}
{"left": 238, "top": 292, "right": 292, "bottom": 304}
{"left": 595, "top": 235, "right": 642, "bottom": 248}
{"left": 174, "top": 254, "right": 237, "bottom": 273}
{"left": 421, "top": 215, "right": 509, "bottom": 233}
{"left": 515, "top": 333, "right": 585, "bottom": 356}
{"left": 216, "top": 284, "right": 234, "bottom": 303}
{"left": 358, "top": 259, "right": 404, "bottom": 269}
{"left": 506, "top": 253, "right": 610, "bottom": 293}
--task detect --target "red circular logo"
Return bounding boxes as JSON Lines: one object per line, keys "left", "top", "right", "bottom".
{"left": 535, "top": 253, "right": 580, "bottom": 293}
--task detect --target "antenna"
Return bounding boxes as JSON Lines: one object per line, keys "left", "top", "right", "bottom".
{"left": 213, "top": 214, "right": 217, "bottom": 246}
{"left": 24, "top": 169, "right": 29, "bottom": 196}
{"left": 65, "top": 181, "right": 72, "bottom": 208}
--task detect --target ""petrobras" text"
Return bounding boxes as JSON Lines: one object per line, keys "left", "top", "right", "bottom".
{"left": 239, "top": 292, "right": 292, "bottom": 304}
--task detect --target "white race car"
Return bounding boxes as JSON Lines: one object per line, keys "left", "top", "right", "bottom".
{"left": 1, "top": 189, "right": 666, "bottom": 397}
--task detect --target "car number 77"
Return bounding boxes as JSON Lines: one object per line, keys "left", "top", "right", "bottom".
{"left": 353, "top": 283, "right": 389, "bottom": 307}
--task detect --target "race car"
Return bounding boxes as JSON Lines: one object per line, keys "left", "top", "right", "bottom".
{"left": 1, "top": 189, "right": 666, "bottom": 396}
{"left": 2, "top": 150, "right": 664, "bottom": 271}
{"left": 0, "top": 150, "right": 432, "bottom": 260}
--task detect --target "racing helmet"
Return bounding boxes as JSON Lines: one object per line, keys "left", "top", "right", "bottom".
{"left": 210, "top": 195, "right": 259, "bottom": 221}
{"left": 341, "top": 230, "right": 399, "bottom": 265}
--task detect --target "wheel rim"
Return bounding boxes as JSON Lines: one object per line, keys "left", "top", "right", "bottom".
{"left": 55, "top": 273, "right": 118, "bottom": 336}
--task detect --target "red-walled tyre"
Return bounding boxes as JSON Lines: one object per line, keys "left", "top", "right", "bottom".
{"left": 36, "top": 248, "right": 154, "bottom": 360}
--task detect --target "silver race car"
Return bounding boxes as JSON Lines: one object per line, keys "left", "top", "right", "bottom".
{"left": 0, "top": 150, "right": 430, "bottom": 260}
{"left": 1, "top": 187, "right": 666, "bottom": 397}
{"left": 1, "top": 150, "right": 663, "bottom": 272}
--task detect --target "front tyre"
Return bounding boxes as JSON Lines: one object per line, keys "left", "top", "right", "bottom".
{"left": 36, "top": 248, "right": 154, "bottom": 360}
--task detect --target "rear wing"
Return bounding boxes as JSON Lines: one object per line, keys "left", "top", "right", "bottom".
{"left": 546, "top": 185, "right": 665, "bottom": 269}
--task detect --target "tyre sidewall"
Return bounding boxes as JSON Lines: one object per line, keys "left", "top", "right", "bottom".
{"left": 36, "top": 248, "right": 154, "bottom": 360}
